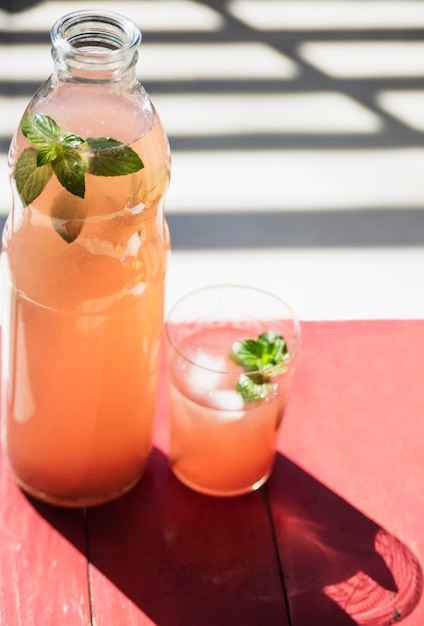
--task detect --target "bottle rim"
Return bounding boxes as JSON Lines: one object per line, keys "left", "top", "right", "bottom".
{"left": 51, "top": 10, "right": 141, "bottom": 70}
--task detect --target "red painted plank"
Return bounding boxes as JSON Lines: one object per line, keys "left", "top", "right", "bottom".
{"left": 0, "top": 455, "right": 90, "bottom": 625}
{"left": 269, "top": 320, "right": 424, "bottom": 625}
{"left": 86, "top": 367, "right": 290, "bottom": 625}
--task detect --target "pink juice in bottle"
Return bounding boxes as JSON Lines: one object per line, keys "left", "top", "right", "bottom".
{"left": 2, "top": 12, "right": 171, "bottom": 507}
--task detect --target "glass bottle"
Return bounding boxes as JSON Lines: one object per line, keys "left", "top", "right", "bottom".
{"left": 1, "top": 10, "right": 171, "bottom": 507}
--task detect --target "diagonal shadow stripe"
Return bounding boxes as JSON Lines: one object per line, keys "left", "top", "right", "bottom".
{"left": 1, "top": 209, "right": 422, "bottom": 250}
{"left": 167, "top": 208, "right": 424, "bottom": 249}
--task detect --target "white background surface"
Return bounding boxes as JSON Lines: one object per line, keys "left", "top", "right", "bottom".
{"left": 1, "top": 0, "right": 424, "bottom": 321}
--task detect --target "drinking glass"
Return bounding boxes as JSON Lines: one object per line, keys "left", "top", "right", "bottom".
{"left": 165, "top": 285, "right": 301, "bottom": 496}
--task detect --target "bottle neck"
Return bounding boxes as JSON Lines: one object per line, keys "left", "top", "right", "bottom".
{"left": 50, "top": 10, "right": 141, "bottom": 83}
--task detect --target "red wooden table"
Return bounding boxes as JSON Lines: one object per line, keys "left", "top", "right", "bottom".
{"left": 1, "top": 320, "right": 423, "bottom": 625}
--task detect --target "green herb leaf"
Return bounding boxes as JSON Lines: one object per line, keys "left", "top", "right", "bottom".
{"left": 36, "top": 143, "right": 61, "bottom": 166}
{"left": 13, "top": 147, "right": 52, "bottom": 206}
{"left": 236, "top": 374, "right": 273, "bottom": 403}
{"left": 230, "top": 331, "right": 288, "bottom": 373}
{"left": 61, "top": 133, "right": 85, "bottom": 148}
{"left": 50, "top": 193, "right": 87, "bottom": 244}
{"left": 14, "top": 112, "right": 145, "bottom": 216}
{"left": 52, "top": 149, "right": 86, "bottom": 198}
{"left": 229, "top": 331, "right": 288, "bottom": 402}
{"left": 229, "top": 339, "right": 264, "bottom": 370}
{"left": 86, "top": 137, "right": 124, "bottom": 150}
{"left": 21, "top": 112, "right": 61, "bottom": 146}
{"left": 86, "top": 137, "right": 144, "bottom": 176}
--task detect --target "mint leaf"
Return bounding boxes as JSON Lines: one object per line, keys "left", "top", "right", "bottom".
{"left": 229, "top": 331, "right": 288, "bottom": 402}
{"left": 21, "top": 112, "right": 61, "bottom": 146}
{"left": 33, "top": 112, "right": 61, "bottom": 140}
{"left": 257, "top": 331, "right": 288, "bottom": 369}
{"left": 86, "top": 137, "right": 144, "bottom": 176}
{"left": 237, "top": 374, "right": 273, "bottom": 403}
{"left": 86, "top": 137, "right": 124, "bottom": 150}
{"left": 36, "top": 143, "right": 61, "bottom": 166}
{"left": 229, "top": 339, "right": 266, "bottom": 370}
{"left": 61, "top": 133, "right": 85, "bottom": 148}
{"left": 52, "top": 149, "right": 86, "bottom": 198}
{"left": 50, "top": 194, "right": 87, "bottom": 244}
{"left": 230, "top": 331, "right": 288, "bottom": 373}
{"left": 54, "top": 220, "right": 84, "bottom": 244}
{"left": 14, "top": 147, "right": 52, "bottom": 206}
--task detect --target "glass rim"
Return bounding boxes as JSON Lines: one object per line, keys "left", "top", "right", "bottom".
{"left": 165, "top": 284, "right": 302, "bottom": 376}
{"left": 51, "top": 10, "right": 141, "bottom": 65}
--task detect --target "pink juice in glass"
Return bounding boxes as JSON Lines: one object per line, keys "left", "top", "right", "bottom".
{"left": 166, "top": 322, "right": 293, "bottom": 496}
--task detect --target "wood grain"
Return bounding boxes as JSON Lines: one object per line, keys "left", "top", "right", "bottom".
{"left": 0, "top": 460, "right": 90, "bottom": 625}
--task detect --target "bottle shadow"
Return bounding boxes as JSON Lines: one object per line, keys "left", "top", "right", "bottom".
{"left": 31, "top": 448, "right": 423, "bottom": 626}
{"left": 268, "top": 454, "right": 423, "bottom": 625}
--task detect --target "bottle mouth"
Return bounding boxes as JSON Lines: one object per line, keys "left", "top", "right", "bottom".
{"left": 51, "top": 10, "right": 141, "bottom": 73}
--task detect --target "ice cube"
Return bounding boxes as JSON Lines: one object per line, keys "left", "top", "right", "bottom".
{"left": 187, "top": 366, "right": 224, "bottom": 396}
{"left": 208, "top": 389, "right": 246, "bottom": 421}
{"left": 185, "top": 350, "right": 226, "bottom": 395}
{"left": 193, "top": 351, "right": 227, "bottom": 372}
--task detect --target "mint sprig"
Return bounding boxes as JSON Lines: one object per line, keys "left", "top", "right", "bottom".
{"left": 14, "top": 112, "right": 144, "bottom": 206}
{"left": 229, "top": 331, "right": 288, "bottom": 403}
